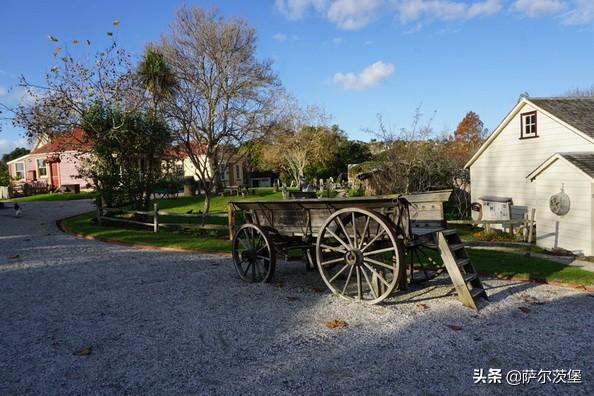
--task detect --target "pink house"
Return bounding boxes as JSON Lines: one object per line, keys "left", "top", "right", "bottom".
{"left": 7, "top": 129, "right": 93, "bottom": 190}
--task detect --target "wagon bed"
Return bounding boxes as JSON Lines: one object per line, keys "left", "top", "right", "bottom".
{"left": 229, "top": 190, "right": 488, "bottom": 309}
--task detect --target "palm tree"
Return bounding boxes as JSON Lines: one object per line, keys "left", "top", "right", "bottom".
{"left": 137, "top": 47, "right": 177, "bottom": 210}
{"left": 138, "top": 46, "right": 177, "bottom": 112}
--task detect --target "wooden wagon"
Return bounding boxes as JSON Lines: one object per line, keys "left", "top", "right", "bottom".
{"left": 229, "top": 191, "right": 487, "bottom": 309}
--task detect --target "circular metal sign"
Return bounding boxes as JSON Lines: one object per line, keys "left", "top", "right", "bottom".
{"left": 550, "top": 190, "right": 570, "bottom": 216}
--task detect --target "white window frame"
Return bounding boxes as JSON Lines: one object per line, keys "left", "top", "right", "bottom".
{"left": 521, "top": 111, "right": 538, "bottom": 139}
{"left": 14, "top": 162, "right": 25, "bottom": 180}
{"left": 36, "top": 158, "right": 48, "bottom": 177}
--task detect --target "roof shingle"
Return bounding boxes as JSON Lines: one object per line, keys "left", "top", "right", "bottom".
{"left": 528, "top": 97, "right": 594, "bottom": 139}
{"left": 559, "top": 152, "right": 594, "bottom": 180}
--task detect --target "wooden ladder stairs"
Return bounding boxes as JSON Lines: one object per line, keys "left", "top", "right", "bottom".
{"left": 437, "top": 229, "right": 488, "bottom": 310}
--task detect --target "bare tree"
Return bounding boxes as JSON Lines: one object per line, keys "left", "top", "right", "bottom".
{"left": 565, "top": 86, "right": 594, "bottom": 97}
{"left": 256, "top": 92, "right": 333, "bottom": 185}
{"left": 369, "top": 108, "right": 454, "bottom": 194}
{"left": 157, "top": 6, "right": 280, "bottom": 214}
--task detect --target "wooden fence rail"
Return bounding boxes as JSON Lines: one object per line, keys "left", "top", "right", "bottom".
{"left": 98, "top": 203, "right": 230, "bottom": 233}
{"left": 448, "top": 207, "right": 536, "bottom": 243}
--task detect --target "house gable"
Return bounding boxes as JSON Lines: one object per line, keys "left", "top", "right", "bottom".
{"left": 468, "top": 99, "right": 594, "bottom": 210}
{"left": 465, "top": 98, "right": 594, "bottom": 169}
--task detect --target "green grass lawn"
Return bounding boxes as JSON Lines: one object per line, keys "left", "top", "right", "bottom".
{"left": 4, "top": 191, "right": 97, "bottom": 202}
{"left": 57, "top": 188, "right": 594, "bottom": 287}
{"left": 467, "top": 249, "right": 594, "bottom": 285}
{"left": 155, "top": 187, "right": 286, "bottom": 214}
{"left": 63, "top": 212, "right": 232, "bottom": 252}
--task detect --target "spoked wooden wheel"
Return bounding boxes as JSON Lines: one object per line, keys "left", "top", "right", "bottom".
{"left": 315, "top": 208, "right": 403, "bottom": 304}
{"left": 232, "top": 224, "right": 276, "bottom": 283}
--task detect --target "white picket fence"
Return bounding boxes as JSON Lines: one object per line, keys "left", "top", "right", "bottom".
{"left": 0, "top": 186, "right": 9, "bottom": 200}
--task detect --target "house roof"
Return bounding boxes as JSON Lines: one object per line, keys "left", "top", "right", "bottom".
{"left": 30, "top": 128, "right": 88, "bottom": 154}
{"left": 526, "top": 151, "right": 594, "bottom": 181}
{"left": 465, "top": 97, "right": 594, "bottom": 168}
{"left": 559, "top": 152, "right": 594, "bottom": 179}
{"left": 528, "top": 98, "right": 594, "bottom": 140}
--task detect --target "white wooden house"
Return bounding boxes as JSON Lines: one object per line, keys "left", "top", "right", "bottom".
{"left": 466, "top": 97, "right": 594, "bottom": 255}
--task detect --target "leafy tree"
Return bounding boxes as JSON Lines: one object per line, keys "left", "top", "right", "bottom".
{"left": 2, "top": 147, "right": 30, "bottom": 163}
{"left": 0, "top": 147, "right": 30, "bottom": 186}
{"left": 157, "top": 6, "right": 280, "bottom": 214}
{"left": 309, "top": 127, "right": 372, "bottom": 180}
{"left": 454, "top": 111, "right": 484, "bottom": 143}
{"left": 79, "top": 103, "right": 171, "bottom": 209}
{"left": 138, "top": 46, "right": 177, "bottom": 112}
{"left": 262, "top": 125, "right": 341, "bottom": 185}
{"left": 5, "top": 23, "right": 170, "bottom": 209}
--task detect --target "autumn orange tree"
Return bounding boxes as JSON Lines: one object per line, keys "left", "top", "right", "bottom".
{"left": 449, "top": 111, "right": 485, "bottom": 168}
{"left": 446, "top": 111, "right": 487, "bottom": 218}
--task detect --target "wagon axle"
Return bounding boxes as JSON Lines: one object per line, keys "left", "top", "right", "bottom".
{"left": 344, "top": 249, "right": 363, "bottom": 266}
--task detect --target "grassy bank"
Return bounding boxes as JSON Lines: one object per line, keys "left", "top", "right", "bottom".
{"left": 5, "top": 191, "right": 97, "bottom": 202}
{"left": 63, "top": 212, "right": 232, "bottom": 252}
{"left": 62, "top": 214, "right": 594, "bottom": 287}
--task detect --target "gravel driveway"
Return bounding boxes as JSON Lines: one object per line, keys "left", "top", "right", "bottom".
{"left": 0, "top": 201, "right": 592, "bottom": 395}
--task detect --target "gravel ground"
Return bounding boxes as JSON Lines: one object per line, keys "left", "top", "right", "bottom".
{"left": 0, "top": 201, "right": 592, "bottom": 395}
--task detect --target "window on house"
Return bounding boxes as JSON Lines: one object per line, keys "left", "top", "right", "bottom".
{"left": 175, "top": 163, "right": 184, "bottom": 176}
{"left": 521, "top": 111, "right": 537, "bottom": 139}
{"left": 37, "top": 159, "right": 47, "bottom": 177}
{"left": 235, "top": 164, "right": 241, "bottom": 180}
{"left": 15, "top": 162, "right": 25, "bottom": 179}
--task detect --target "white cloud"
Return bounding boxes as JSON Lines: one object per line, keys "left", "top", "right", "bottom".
{"left": 273, "top": 33, "right": 288, "bottom": 41}
{"left": 332, "top": 36, "right": 344, "bottom": 44}
{"left": 275, "top": 0, "right": 591, "bottom": 29}
{"left": 511, "top": 0, "right": 566, "bottom": 17}
{"left": 0, "top": 85, "right": 7, "bottom": 97}
{"left": 563, "top": 0, "right": 594, "bottom": 24}
{"left": 0, "top": 138, "right": 29, "bottom": 156}
{"left": 327, "top": 0, "right": 383, "bottom": 29}
{"left": 395, "top": 0, "right": 502, "bottom": 23}
{"left": 275, "top": 0, "right": 328, "bottom": 20}
{"left": 332, "top": 61, "right": 394, "bottom": 90}
{"left": 468, "top": 0, "right": 502, "bottom": 18}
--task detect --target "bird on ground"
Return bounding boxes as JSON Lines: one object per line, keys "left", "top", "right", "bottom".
{"left": 186, "top": 209, "right": 193, "bottom": 214}
{"left": 14, "top": 203, "right": 22, "bottom": 217}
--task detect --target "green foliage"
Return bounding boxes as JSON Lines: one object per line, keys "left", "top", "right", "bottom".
{"left": 2, "top": 147, "right": 30, "bottom": 163}
{"left": 80, "top": 102, "right": 172, "bottom": 209}
{"left": 0, "top": 147, "right": 30, "bottom": 186}
{"left": 304, "top": 125, "right": 372, "bottom": 180}
{"left": 138, "top": 46, "right": 176, "bottom": 106}
{"left": 346, "top": 186, "right": 365, "bottom": 197}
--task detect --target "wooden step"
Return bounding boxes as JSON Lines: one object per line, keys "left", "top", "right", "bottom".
{"left": 464, "top": 273, "right": 478, "bottom": 283}
{"left": 449, "top": 243, "right": 465, "bottom": 251}
{"left": 441, "top": 228, "right": 457, "bottom": 236}
{"left": 456, "top": 257, "right": 471, "bottom": 267}
{"left": 437, "top": 231, "right": 488, "bottom": 310}
{"left": 470, "top": 288, "right": 487, "bottom": 300}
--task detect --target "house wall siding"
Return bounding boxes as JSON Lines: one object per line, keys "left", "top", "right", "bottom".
{"left": 58, "top": 152, "right": 85, "bottom": 186}
{"left": 470, "top": 102, "right": 594, "bottom": 219}
{"left": 533, "top": 159, "right": 592, "bottom": 256}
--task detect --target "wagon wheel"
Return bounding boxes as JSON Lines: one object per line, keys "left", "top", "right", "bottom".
{"left": 315, "top": 208, "right": 403, "bottom": 304}
{"left": 232, "top": 224, "right": 276, "bottom": 283}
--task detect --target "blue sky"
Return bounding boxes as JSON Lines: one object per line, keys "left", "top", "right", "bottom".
{"left": 1, "top": 0, "right": 593, "bottom": 155}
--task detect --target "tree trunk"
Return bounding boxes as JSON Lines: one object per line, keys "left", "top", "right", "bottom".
{"left": 202, "top": 192, "right": 211, "bottom": 225}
